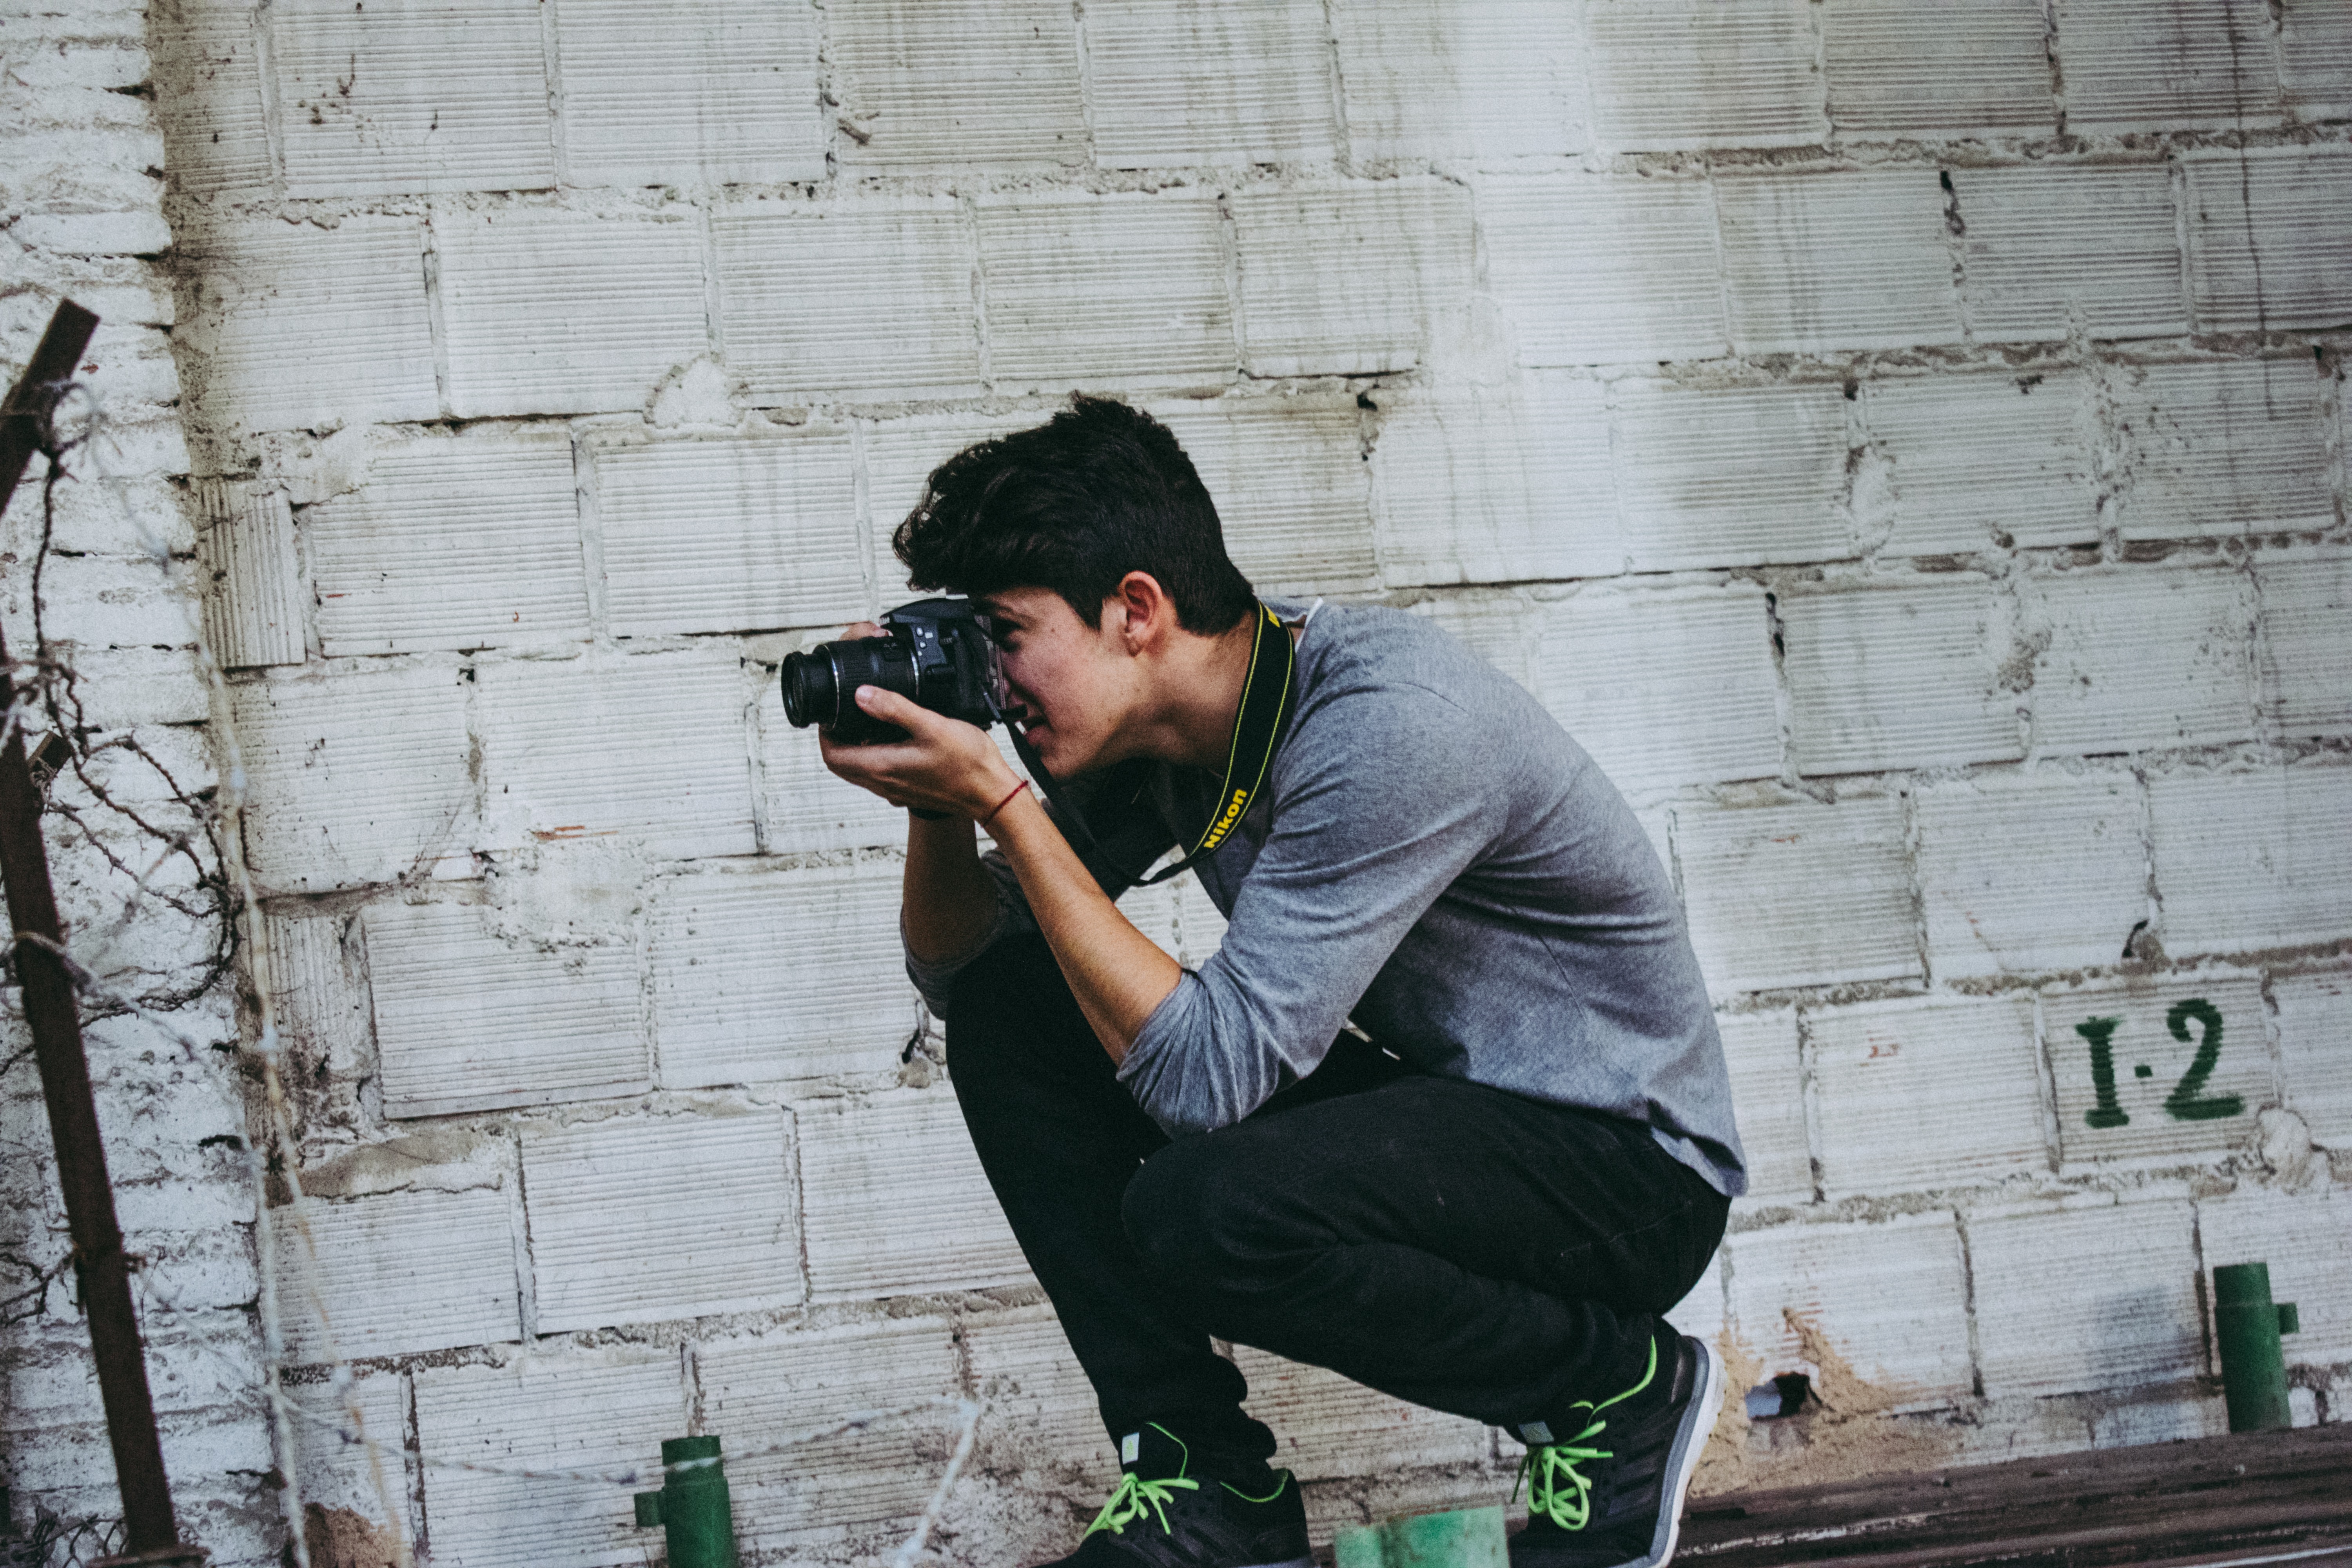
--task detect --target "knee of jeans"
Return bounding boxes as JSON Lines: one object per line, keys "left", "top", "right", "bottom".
{"left": 1122, "top": 1139, "right": 1260, "bottom": 1285}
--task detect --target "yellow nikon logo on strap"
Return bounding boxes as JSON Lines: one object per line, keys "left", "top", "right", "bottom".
{"left": 1202, "top": 787, "right": 1250, "bottom": 850}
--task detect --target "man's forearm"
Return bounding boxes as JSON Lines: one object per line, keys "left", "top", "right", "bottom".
{"left": 901, "top": 813, "right": 1002, "bottom": 965}
{"left": 985, "top": 788, "right": 1182, "bottom": 1064}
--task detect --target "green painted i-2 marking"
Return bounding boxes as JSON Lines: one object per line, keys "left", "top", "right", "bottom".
{"left": 2077, "top": 999, "right": 2244, "bottom": 1129}
{"left": 2077, "top": 1016, "right": 2129, "bottom": 1127}
{"left": 2162, "top": 998, "right": 2243, "bottom": 1122}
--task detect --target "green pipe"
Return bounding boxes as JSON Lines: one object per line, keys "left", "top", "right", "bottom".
{"left": 1334, "top": 1506, "right": 1508, "bottom": 1568}
{"left": 633, "top": 1436, "right": 739, "bottom": 1568}
{"left": 2212, "top": 1262, "right": 2298, "bottom": 1434}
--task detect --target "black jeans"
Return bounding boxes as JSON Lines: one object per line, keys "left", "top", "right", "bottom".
{"left": 946, "top": 935, "right": 1729, "bottom": 1465}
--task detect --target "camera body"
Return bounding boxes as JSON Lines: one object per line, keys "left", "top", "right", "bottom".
{"left": 779, "top": 597, "right": 1004, "bottom": 745}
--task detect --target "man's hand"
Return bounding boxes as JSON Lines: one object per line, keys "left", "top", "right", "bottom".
{"left": 817, "top": 624, "right": 1020, "bottom": 819}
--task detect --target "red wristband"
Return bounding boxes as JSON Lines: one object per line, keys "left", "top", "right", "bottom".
{"left": 978, "top": 777, "right": 1030, "bottom": 828}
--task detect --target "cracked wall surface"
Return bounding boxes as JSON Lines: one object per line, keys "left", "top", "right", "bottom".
{"left": 6, "top": 0, "right": 2349, "bottom": 1562}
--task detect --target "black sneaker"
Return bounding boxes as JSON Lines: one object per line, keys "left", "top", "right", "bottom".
{"left": 1507, "top": 1333, "right": 1724, "bottom": 1568}
{"left": 1041, "top": 1422, "right": 1312, "bottom": 1568}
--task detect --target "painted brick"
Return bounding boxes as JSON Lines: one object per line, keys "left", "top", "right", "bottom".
{"left": 286, "top": 1371, "right": 413, "bottom": 1538}
{"left": 1410, "top": 591, "right": 1538, "bottom": 693}
{"left": 964, "top": 1306, "right": 1115, "bottom": 1480}
{"left": 1864, "top": 371, "right": 2098, "bottom": 554}
{"left": 1230, "top": 1347, "right": 1489, "bottom": 1480}
{"left": 1950, "top": 165, "right": 2184, "bottom": 342}
{"left": 15, "top": 210, "right": 174, "bottom": 256}
{"left": 1783, "top": 580, "right": 2021, "bottom": 776}
{"left": 1717, "top": 1010, "right": 1810, "bottom": 1203}
{"left": 2115, "top": 360, "right": 2332, "bottom": 541}
{"left": 414, "top": 1353, "right": 686, "bottom": 1568}
{"left": 829, "top": 0, "right": 1087, "bottom": 169}
{"left": 713, "top": 201, "right": 982, "bottom": 401}
{"left": 1329, "top": 0, "right": 1588, "bottom": 162}
{"left": 1585, "top": 0, "right": 1826, "bottom": 150}
{"left": 1479, "top": 176, "right": 1728, "bottom": 366}
{"left": 65, "top": 646, "right": 203, "bottom": 726}
{"left": 2282, "top": 0, "right": 2352, "bottom": 115}
{"left": 1082, "top": 0, "right": 1338, "bottom": 168}
{"left": 1719, "top": 170, "right": 1961, "bottom": 354}
{"left": 1675, "top": 795, "right": 1919, "bottom": 996}
{"left": 2257, "top": 554, "right": 2352, "bottom": 740}
{"left": 594, "top": 432, "right": 865, "bottom": 638}
{"left": 552, "top": 0, "right": 822, "bottom": 187}
{"left": 2029, "top": 568, "right": 2256, "bottom": 755}
{"left": 192, "top": 480, "right": 304, "bottom": 668}
{"left": 756, "top": 680, "right": 906, "bottom": 851}
{"left": 650, "top": 860, "right": 912, "bottom": 1087}
{"left": 272, "top": 0, "right": 552, "bottom": 198}
{"left": 185, "top": 219, "right": 439, "bottom": 431}
{"left": 1808, "top": 996, "right": 2047, "bottom": 1195}
{"left": 523, "top": 1110, "right": 800, "bottom": 1330}
{"left": 1916, "top": 771, "right": 2147, "bottom": 980}
{"left": 1823, "top": 0, "right": 2054, "bottom": 134}
{"left": 2051, "top": 0, "right": 2281, "bottom": 131}
{"left": 2149, "top": 765, "right": 2352, "bottom": 957}
{"left": 1969, "top": 1198, "right": 2203, "bottom": 1396}
{"left": 1530, "top": 586, "right": 1781, "bottom": 799}
{"left": 1612, "top": 383, "right": 1853, "bottom": 571}
{"left": 229, "top": 664, "right": 476, "bottom": 894}
{"left": 475, "top": 648, "right": 757, "bottom": 859}
{"left": 1726, "top": 1213, "right": 1973, "bottom": 1402}
{"left": 7, "top": 552, "right": 186, "bottom": 652}
{"left": 976, "top": 194, "right": 1234, "bottom": 388}
{"left": 796, "top": 1089, "right": 1026, "bottom": 1299}
{"left": 2044, "top": 978, "right": 2267, "bottom": 1170}
{"left": 151, "top": 3, "right": 271, "bottom": 196}
{"left": 2274, "top": 971, "right": 2352, "bottom": 1147}
{"left": 698, "top": 1319, "right": 962, "bottom": 1535}
{"left": 1230, "top": 180, "right": 1475, "bottom": 377}
{"left": 1154, "top": 397, "right": 1375, "bottom": 595}
{"left": 256, "top": 913, "right": 372, "bottom": 1079}
{"left": 365, "top": 902, "right": 647, "bottom": 1118}
{"left": 310, "top": 436, "right": 590, "bottom": 655}
{"left": 274, "top": 1187, "right": 520, "bottom": 1361}
{"left": 1370, "top": 378, "right": 1620, "bottom": 586}
{"left": 2183, "top": 151, "right": 2352, "bottom": 331}
{"left": 436, "top": 209, "right": 708, "bottom": 418}
{"left": 2200, "top": 1185, "right": 2352, "bottom": 1367}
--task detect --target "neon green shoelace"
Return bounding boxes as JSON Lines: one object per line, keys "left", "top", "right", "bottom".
{"left": 1517, "top": 1417, "right": 1612, "bottom": 1530}
{"left": 1512, "top": 1338, "right": 1662, "bottom": 1532}
{"left": 1084, "top": 1470, "right": 1201, "bottom": 1538}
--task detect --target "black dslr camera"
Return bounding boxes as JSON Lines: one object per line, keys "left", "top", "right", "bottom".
{"left": 779, "top": 597, "right": 1005, "bottom": 745}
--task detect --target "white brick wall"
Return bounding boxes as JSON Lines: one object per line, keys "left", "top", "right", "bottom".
{"left": 103, "top": 0, "right": 2352, "bottom": 1552}
{"left": 2042, "top": 978, "right": 2269, "bottom": 1170}
{"left": 1725, "top": 1212, "right": 1974, "bottom": 1404}
{"left": 521, "top": 1109, "right": 802, "bottom": 1330}
{"left": 1806, "top": 996, "right": 2049, "bottom": 1196}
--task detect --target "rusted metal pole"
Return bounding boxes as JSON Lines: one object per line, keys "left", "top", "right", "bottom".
{"left": 1, "top": 298, "right": 199, "bottom": 1563}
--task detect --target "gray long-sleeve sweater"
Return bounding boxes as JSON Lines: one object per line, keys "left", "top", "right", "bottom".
{"left": 905, "top": 600, "right": 1748, "bottom": 1198}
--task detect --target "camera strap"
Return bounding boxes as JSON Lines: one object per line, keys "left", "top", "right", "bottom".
{"left": 996, "top": 601, "right": 1297, "bottom": 889}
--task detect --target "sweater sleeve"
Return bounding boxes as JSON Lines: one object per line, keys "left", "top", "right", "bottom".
{"left": 1114, "top": 684, "right": 1503, "bottom": 1134}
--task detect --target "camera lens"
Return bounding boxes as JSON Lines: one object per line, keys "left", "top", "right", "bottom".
{"left": 779, "top": 650, "right": 839, "bottom": 728}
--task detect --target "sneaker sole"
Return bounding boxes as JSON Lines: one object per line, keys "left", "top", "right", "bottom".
{"left": 1628, "top": 1335, "right": 1725, "bottom": 1568}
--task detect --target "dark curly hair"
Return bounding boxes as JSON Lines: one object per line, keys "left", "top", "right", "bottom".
{"left": 891, "top": 396, "right": 1257, "bottom": 635}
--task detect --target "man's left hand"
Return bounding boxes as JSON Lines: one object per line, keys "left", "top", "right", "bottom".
{"left": 819, "top": 685, "right": 1020, "bottom": 820}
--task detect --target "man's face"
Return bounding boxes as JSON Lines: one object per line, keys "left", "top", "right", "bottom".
{"left": 974, "top": 586, "right": 1134, "bottom": 777}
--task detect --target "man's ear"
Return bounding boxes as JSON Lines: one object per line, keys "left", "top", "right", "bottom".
{"left": 1109, "top": 571, "right": 1174, "bottom": 653}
